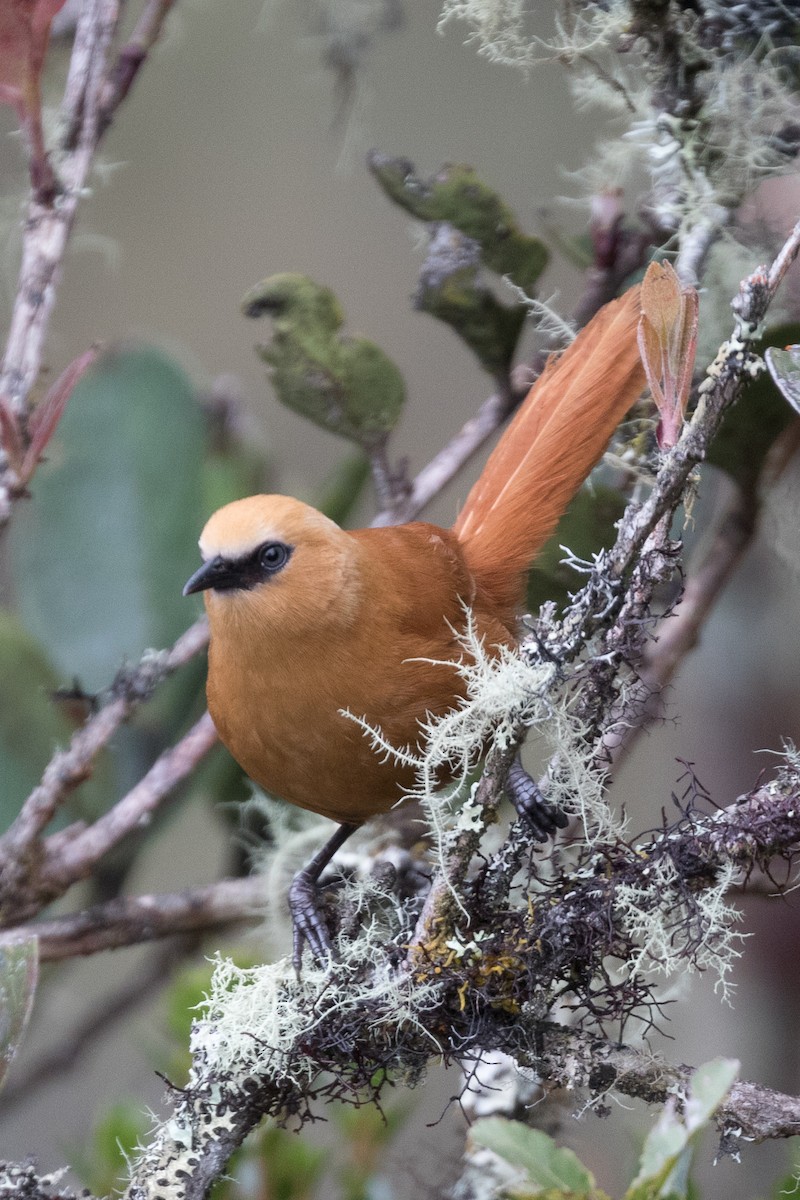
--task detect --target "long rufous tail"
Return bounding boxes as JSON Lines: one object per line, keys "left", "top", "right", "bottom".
{"left": 452, "top": 285, "right": 646, "bottom": 615}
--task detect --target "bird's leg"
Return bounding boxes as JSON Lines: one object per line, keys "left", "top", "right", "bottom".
{"left": 506, "top": 756, "right": 569, "bottom": 840}
{"left": 289, "top": 821, "right": 358, "bottom": 970}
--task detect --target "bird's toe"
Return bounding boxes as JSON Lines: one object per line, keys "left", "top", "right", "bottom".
{"left": 506, "top": 758, "right": 568, "bottom": 841}
{"left": 289, "top": 869, "right": 335, "bottom": 971}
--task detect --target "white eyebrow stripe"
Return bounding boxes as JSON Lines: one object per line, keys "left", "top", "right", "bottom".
{"left": 199, "top": 525, "right": 286, "bottom": 561}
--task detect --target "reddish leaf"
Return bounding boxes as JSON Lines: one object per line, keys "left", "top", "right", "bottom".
{"left": 20, "top": 345, "right": 99, "bottom": 485}
{"left": 0, "top": 0, "right": 69, "bottom": 199}
{"left": 638, "top": 260, "right": 699, "bottom": 449}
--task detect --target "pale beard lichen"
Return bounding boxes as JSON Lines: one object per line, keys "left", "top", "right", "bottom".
{"left": 440, "top": 0, "right": 800, "bottom": 255}
{"left": 613, "top": 857, "right": 746, "bottom": 1004}
{"left": 343, "top": 608, "right": 623, "bottom": 863}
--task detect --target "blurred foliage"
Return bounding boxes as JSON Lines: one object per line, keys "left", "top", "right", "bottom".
{"left": 69, "top": 1101, "right": 151, "bottom": 1197}
{"left": 202, "top": 391, "right": 267, "bottom": 519}
{"left": 707, "top": 323, "right": 800, "bottom": 497}
{"left": 12, "top": 345, "right": 205, "bottom": 693}
{"left": 470, "top": 1059, "right": 738, "bottom": 1200}
{"left": 0, "top": 938, "right": 38, "bottom": 1094}
{"left": 368, "top": 153, "right": 548, "bottom": 377}
{"left": 317, "top": 452, "right": 371, "bottom": 527}
{"left": 767, "top": 1155, "right": 800, "bottom": 1200}
{"left": 0, "top": 609, "right": 112, "bottom": 832}
{"left": 243, "top": 273, "right": 405, "bottom": 453}
{"left": 6, "top": 345, "right": 270, "bottom": 874}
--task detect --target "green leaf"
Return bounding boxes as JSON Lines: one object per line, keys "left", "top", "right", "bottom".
{"left": 368, "top": 154, "right": 548, "bottom": 290}
{"left": 369, "top": 154, "right": 548, "bottom": 376}
{"left": 471, "top": 1117, "right": 595, "bottom": 1196}
{"left": 628, "top": 1105, "right": 692, "bottom": 1200}
{"left": 626, "top": 1060, "right": 738, "bottom": 1200}
{"left": 243, "top": 274, "right": 405, "bottom": 449}
{"left": 417, "top": 250, "right": 527, "bottom": 377}
{"left": 765, "top": 344, "right": 800, "bottom": 415}
{"left": 11, "top": 345, "right": 206, "bottom": 693}
{"left": 684, "top": 1058, "right": 738, "bottom": 1134}
{"left": 0, "top": 937, "right": 38, "bottom": 1092}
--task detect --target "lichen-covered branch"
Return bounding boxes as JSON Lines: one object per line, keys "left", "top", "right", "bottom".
{"left": 91, "top": 736, "right": 800, "bottom": 1200}
{"left": 608, "top": 476, "right": 757, "bottom": 763}
{"left": 520, "top": 1023, "right": 800, "bottom": 1147}
{"left": 410, "top": 232, "right": 800, "bottom": 961}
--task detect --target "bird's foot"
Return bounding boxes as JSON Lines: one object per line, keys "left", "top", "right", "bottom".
{"left": 506, "top": 757, "right": 569, "bottom": 840}
{"left": 288, "top": 868, "right": 334, "bottom": 972}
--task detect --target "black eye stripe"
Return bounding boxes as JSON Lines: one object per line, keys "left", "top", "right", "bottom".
{"left": 211, "top": 541, "right": 294, "bottom": 592}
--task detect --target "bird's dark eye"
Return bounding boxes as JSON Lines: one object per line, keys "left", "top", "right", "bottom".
{"left": 259, "top": 542, "right": 291, "bottom": 574}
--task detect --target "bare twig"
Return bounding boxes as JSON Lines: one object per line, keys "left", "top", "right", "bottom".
{"left": 0, "top": 617, "right": 209, "bottom": 864}
{"left": 372, "top": 381, "right": 521, "bottom": 526}
{"left": 0, "top": 876, "right": 263, "bottom": 961}
{"left": 1, "top": 0, "right": 120, "bottom": 425}
{"left": 42, "top": 710, "right": 218, "bottom": 893}
{"left": 366, "top": 436, "right": 412, "bottom": 520}
{"left": 0, "top": 0, "right": 178, "bottom": 517}
{"left": 97, "top": 0, "right": 177, "bottom": 134}
{"left": 0, "top": 708, "right": 216, "bottom": 924}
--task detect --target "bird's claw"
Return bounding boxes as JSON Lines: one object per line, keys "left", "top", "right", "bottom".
{"left": 288, "top": 868, "right": 335, "bottom": 971}
{"left": 506, "top": 758, "right": 569, "bottom": 840}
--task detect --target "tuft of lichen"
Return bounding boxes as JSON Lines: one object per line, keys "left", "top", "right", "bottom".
{"left": 440, "top": 0, "right": 800, "bottom": 253}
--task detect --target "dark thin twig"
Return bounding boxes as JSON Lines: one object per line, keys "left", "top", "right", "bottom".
{"left": 42, "top": 710, "right": 219, "bottom": 893}
{"left": 98, "top": 0, "right": 177, "bottom": 135}
{"left": 0, "top": 876, "right": 264, "bottom": 961}
{"left": 0, "top": 706, "right": 217, "bottom": 926}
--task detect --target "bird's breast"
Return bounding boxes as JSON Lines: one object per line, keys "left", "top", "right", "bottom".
{"left": 206, "top": 626, "right": 455, "bottom": 823}
{"left": 203, "top": 521, "right": 515, "bottom": 825}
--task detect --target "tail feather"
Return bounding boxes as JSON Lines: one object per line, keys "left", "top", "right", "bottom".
{"left": 452, "top": 285, "right": 646, "bottom": 615}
